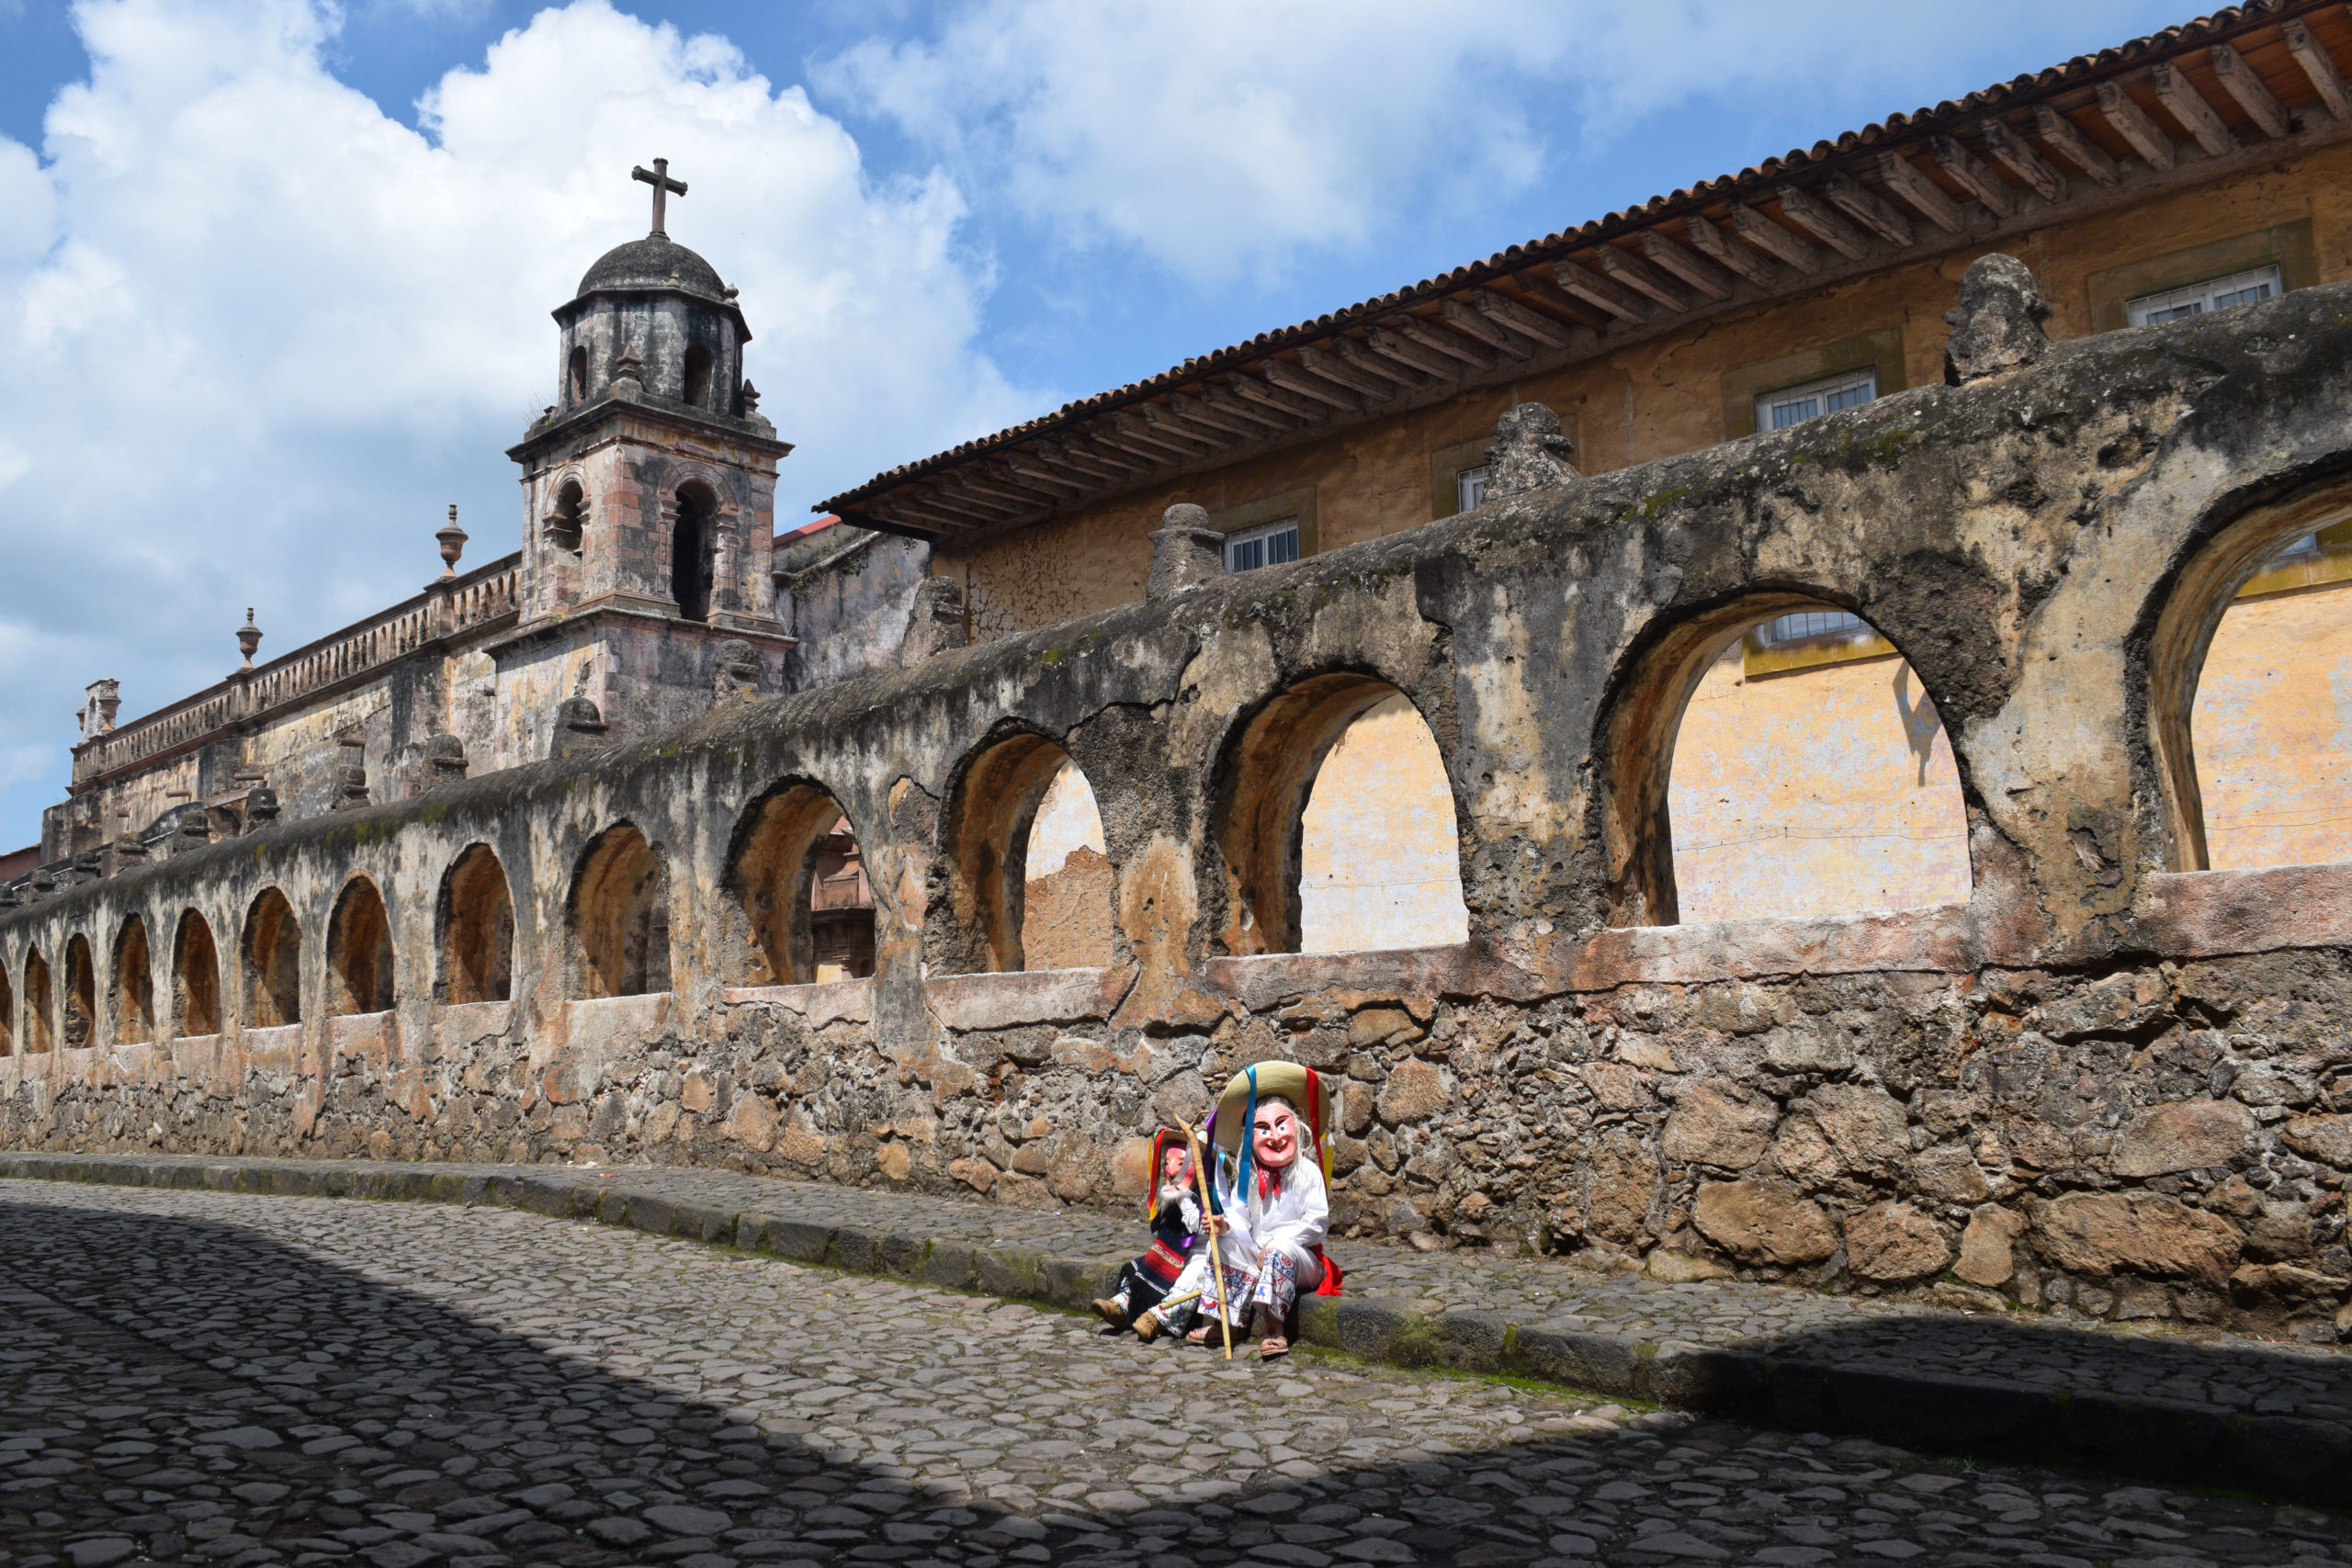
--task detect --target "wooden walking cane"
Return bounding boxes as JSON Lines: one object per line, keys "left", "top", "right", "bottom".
{"left": 1188, "top": 1122, "right": 1234, "bottom": 1361}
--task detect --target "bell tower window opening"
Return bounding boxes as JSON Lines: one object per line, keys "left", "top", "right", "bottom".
{"left": 673, "top": 484, "right": 716, "bottom": 623}
{"left": 567, "top": 345, "right": 588, "bottom": 405}
{"left": 547, "top": 479, "right": 585, "bottom": 555}
{"left": 682, "top": 344, "right": 713, "bottom": 410}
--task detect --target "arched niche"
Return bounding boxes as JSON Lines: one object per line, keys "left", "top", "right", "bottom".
{"left": 243, "top": 887, "right": 302, "bottom": 1027}
{"left": 1212, "top": 673, "right": 1468, "bottom": 956}
{"left": 23, "top": 947, "right": 54, "bottom": 1053}
{"left": 724, "top": 784, "right": 872, "bottom": 986}
{"left": 672, "top": 482, "right": 718, "bottom": 624}
{"left": 175, "top": 909, "right": 221, "bottom": 1038}
{"left": 2152, "top": 487, "right": 2352, "bottom": 871}
{"left": 0, "top": 958, "right": 14, "bottom": 1055}
{"left": 571, "top": 823, "right": 670, "bottom": 998}
{"left": 62, "top": 934, "right": 96, "bottom": 1049}
{"left": 437, "top": 844, "right": 514, "bottom": 1004}
{"left": 942, "top": 735, "right": 1114, "bottom": 973}
{"left": 113, "top": 917, "right": 153, "bottom": 1044}
{"left": 326, "top": 876, "right": 394, "bottom": 1017}
{"left": 1602, "top": 593, "right": 1970, "bottom": 925}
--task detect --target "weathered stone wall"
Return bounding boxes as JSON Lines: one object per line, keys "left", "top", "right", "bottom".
{"left": 8, "top": 277, "right": 2352, "bottom": 1339}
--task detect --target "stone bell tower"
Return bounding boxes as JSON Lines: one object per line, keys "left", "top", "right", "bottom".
{"left": 492, "top": 158, "right": 795, "bottom": 765}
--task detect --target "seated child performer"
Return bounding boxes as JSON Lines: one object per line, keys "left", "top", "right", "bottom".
{"left": 1150, "top": 1062, "right": 1342, "bottom": 1360}
{"left": 1091, "top": 1129, "right": 1204, "bottom": 1332}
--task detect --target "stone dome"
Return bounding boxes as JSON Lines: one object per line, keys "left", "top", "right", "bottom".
{"left": 576, "top": 234, "right": 728, "bottom": 301}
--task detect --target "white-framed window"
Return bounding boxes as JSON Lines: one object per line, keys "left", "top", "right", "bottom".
{"left": 2126, "top": 264, "right": 2282, "bottom": 327}
{"left": 1757, "top": 609, "right": 1870, "bottom": 647}
{"left": 1456, "top": 464, "right": 1490, "bottom": 513}
{"left": 1757, "top": 367, "right": 1878, "bottom": 433}
{"left": 1226, "top": 518, "right": 1300, "bottom": 573}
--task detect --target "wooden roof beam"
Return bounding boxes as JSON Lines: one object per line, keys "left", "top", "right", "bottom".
{"left": 1136, "top": 404, "right": 1235, "bottom": 452}
{"left": 2098, "top": 81, "right": 2177, "bottom": 171}
{"left": 954, "top": 468, "right": 1065, "bottom": 508}
{"left": 1048, "top": 437, "right": 1148, "bottom": 479}
{"left": 1031, "top": 442, "right": 1128, "bottom": 484}
{"left": 1305, "top": 341, "right": 1409, "bottom": 397}
{"left": 1729, "top": 203, "right": 1823, "bottom": 274}
{"left": 863, "top": 495, "right": 962, "bottom": 539}
{"left": 1819, "top": 171, "right": 1913, "bottom": 247}
{"left": 2285, "top": 17, "right": 2352, "bottom": 123}
{"left": 1470, "top": 287, "right": 1586, "bottom": 347}
{"left": 1979, "top": 118, "right": 2062, "bottom": 200}
{"left": 1635, "top": 229, "right": 1735, "bottom": 300}
{"left": 908, "top": 483, "right": 1017, "bottom": 527}
{"left": 2150, "top": 60, "right": 2237, "bottom": 157}
{"left": 1365, "top": 324, "right": 1469, "bottom": 378}
{"left": 1555, "top": 259, "right": 1650, "bottom": 322}
{"left": 2035, "top": 104, "right": 2120, "bottom": 184}
{"left": 1329, "top": 336, "right": 1426, "bottom": 391}
{"left": 1773, "top": 185, "right": 1871, "bottom": 261}
{"left": 1877, "top": 151, "right": 1967, "bottom": 233}
{"left": 2210, "top": 42, "right": 2290, "bottom": 140}
{"left": 1439, "top": 297, "right": 1534, "bottom": 358}
{"left": 1204, "top": 378, "right": 1322, "bottom": 427}
{"left": 1390, "top": 314, "right": 1496, "bottom": 368}
{"left": 1932, "top": 135, "right": 2015, "bottom": 220}
{"left": 1164, "top": 390, "right": 1275, "bottom": 441}
{"left": 1597, "top": 246, "right": 1692, "bottom": 310}
{"left": 1104, "top": 413, "right": 1207, "bottom": 464}
{"left": 1263, "top": 355, "right": 1365, "bottom": 412}
{"left": 1684, "top": 215, "right": 1779, "bottom": 287}
{"left": 994, "top": 456, "right": 1090, "bottom": 499}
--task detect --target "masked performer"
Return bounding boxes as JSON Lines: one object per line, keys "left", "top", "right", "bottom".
{"left": 1180, "top": 1063, "right": 1340, "bottom": 1360}
{"left": 1092, "top": 1130, "right": 1204, "bottom": 1334}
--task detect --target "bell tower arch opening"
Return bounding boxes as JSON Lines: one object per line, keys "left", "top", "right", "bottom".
{"left": 673, "top": 482, "right": 717, "bottom": 624}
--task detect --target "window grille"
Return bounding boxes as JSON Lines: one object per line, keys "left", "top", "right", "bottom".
{"left": 1225, "top": 518, "right": 1300, "bottom": 573}
{"left": 1757, "top": 368, "right": 1878, "bottom": 433}
{"left": 1757, "top": 609, "right": 1870, "bottom": 647}
{"left": 1456, "top": 465, "right": 1490, "bottom": 513}
{"left": 2126, "top": 264, "right": 2282, "bottom": 327}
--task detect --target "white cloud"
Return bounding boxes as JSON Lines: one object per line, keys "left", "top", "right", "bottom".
{"left": 817, "top": 0, "right": 2173, "bottom": 286}
{"left": 0, "top": 0, "right": 1028, "bottom": 850}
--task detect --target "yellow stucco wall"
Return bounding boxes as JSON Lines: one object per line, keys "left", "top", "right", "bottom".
{"left": 944, "top": 141, "right": 2352, "bottom": 640}
{"left": 1297, "top": 694, "right": 1469, "bottom": 953}
{"left": 1021, "top": 759, "right": 1115, "bottom": 968}
{"left": 2195, "top": 577, "right": 2352, "bottom": 870}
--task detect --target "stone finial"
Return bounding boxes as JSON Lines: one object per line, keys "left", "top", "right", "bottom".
{"left": 79, "top": 679, "right": 121, "bottom": 739}
{"left": 552, "top": 695, "right": 609, "bottom": 759}
{"left": 1482, "top": 402, "right": 1579, "bottom": 502}
{"left": 235, "top": 609, "right": 262, "bottom": 671}
{"left": 741, "top": 380, "right": 762, "bottom": 416}
{"left": 436, "top": 504, "right": 468, "bottom": 581}
{"left": 899, "top": 578, "right": 970, "bottom": 666}
{"left": 1148, "top": 504, "right": 1227, "bottom": 599}
{"left": 172, "top": 804, "right": 211, "bottom": 852}
{"left": 610, "top": 349, "right": 645, "bottom": 401}
{"left": 424, "top": 732, "right": 469, "bottom": 779}
{"left": 712, "top": 638, "right": 763, "bottom": 700}
{"left": 1944, "top": 254, "right": 2052, "bottom": 385}
{"left": 243, "top": 788, "right": 279, "bottom": 830}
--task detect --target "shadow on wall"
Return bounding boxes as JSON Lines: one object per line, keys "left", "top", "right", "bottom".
{"left": 0, "top": 1193, "right": 2335, "bottom": 1568}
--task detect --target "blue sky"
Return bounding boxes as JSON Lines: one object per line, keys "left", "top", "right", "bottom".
{"left": 0, "top": 0, "right": 2198, "bottom": 851}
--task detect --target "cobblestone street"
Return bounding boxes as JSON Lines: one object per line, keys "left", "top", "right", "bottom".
{"left": 3, "top": 1181, "right": 2347, "bottom": 1568}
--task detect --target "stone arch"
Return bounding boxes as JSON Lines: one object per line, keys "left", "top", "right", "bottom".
{"left": 436, "top": 843, "right": 514, "bottom": 1004}
{"left": 0, "top": 957, "right": 12, "bottom": 1055}
{"left": 1210, "top": 672, "right": 1468, "bottom": 956}
{"left": 62, "top": 933, "right": 96, "bottom": 1049}
{"left": 242, "top": 886, "right": 302, "bottom": 1027}
{"left": 174, "top": 908, "right": 221, "bottom": 1038}
{"left": 723, "top": 784, "right": 873, "bottom": 986}
{"left": 571, "top": 822, "right": 670, "bottom": 998}
{"left": 1599, "top": 592, "right": 1971, "bottom": 926}
{"left": 940, "top": 733, "right": 1116, "bottom": 973}
{"left": 326, "top": 875, "right": 394, "bottom": 1016}
{"left": 2150, "top": 481, "right": 2352, "bottom": 871}
{"left": 112, "top": 915, "right": 153, "bottom": 1044}
{"left": 23, "top": 946, "right": 54, "bottom": 1054}
{"left": 545, "top": 475, "right": 585, "bottom": 555}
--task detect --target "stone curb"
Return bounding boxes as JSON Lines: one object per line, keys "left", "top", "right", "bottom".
{"left": 6, "top": 1152, "right": 2347, "bottom": 1506}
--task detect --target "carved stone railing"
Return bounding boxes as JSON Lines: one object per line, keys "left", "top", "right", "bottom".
{"left": 71, "top": 555, "right": 522, "bottom": 786}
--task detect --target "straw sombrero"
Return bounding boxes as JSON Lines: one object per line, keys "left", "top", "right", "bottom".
{"left": 1206, "top": 1061, "right": 1335, "bottom": 1194}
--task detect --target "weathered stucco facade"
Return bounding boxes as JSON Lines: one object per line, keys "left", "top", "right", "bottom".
{"left": 6, "top": 266, "right": 2352, "bottom": 1341}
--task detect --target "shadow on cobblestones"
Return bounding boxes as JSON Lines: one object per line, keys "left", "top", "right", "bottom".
{"left": 3, "top": 1191, "right": 2346, "bottom": 1568}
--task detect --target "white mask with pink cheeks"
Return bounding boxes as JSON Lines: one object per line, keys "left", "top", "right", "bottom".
{"left": 1251, "top": 1100, "right": 1300, "bottom": 1172}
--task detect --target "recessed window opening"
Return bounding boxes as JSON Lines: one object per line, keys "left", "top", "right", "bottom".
{"left": 175, "top": 910, "right": 221, "bottom": 1037}
{"left": 682, "top": 344, "right": 713, "bottom": 409}
{"left": 24, "top": 948, "right": 53, "bottom": 1054}
{"left": 243, "top": 888, "right": 302, "bottom": 1027}
{"left": 2127, "top": 264, "right": 2282, "bottom": 327}
{"left": 437, "top": 845, "right": 514, "bottom": 1005}
{"left": 547, "top": 479, "right": 585, "bottom": 555}
{"left": 672, "top": 484, "right": 716, "bottom": 623}
{"left": 1758, "top": 368, "right": 1878, "bottom": 432}
{"left": 810, "top": 818, "right": 876, "bottom": 983}
{"left": 567, "top": 344, "right": 589, "bottom": 404}
{"left": 571, "top": 823, "right": 670, "bottom": 998}
{"left": 2174, "top": 513, "right": 2352, "bottom": 870}
{"left": 113, "top": 917, "right": 153, "bottom": 1044}
{"left": 1456, "top": 465, "right": 1491, "bottom": 513}
{"left": 1226, "top": 518, "right": 1300, "bottom": 573}
{"left": 726, "top": 786, "right": 873, "bottom": 986}
{"left": 1021, "top": 759, "right": 1114, "bottom": 970}
{"left": 326, "top": 876, "right": 394, "bottom": 1017}
{"left": 939, "top": 737, "right": 1114, "bottom": 975}
{"left": 62, "top": 934, "right": 96, "bottom": 1050}
{"left": 1661, "top": 606, "right": 1970, "bottom": 923}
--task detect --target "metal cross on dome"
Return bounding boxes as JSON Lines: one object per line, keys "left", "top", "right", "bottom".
{"left": 631, "top": 157, "right": 687, "bottom": 237}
